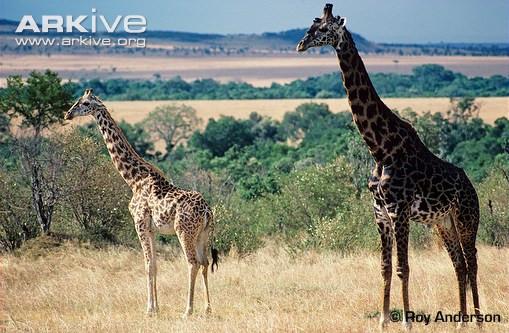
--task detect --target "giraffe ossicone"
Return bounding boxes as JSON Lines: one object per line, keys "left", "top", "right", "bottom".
{"left": 297, "top": 4, "right": 481, "bottom": 331}
{"left": 65, "top": 89, "right": 218, "bottom": 317}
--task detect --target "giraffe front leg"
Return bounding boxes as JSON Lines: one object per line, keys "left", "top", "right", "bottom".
{"left": 374, "top": 200, "right": 393, "bottom": 330}
{"left": 148, "top": 231, "right": 159, "bottom": 314}
{"left": 393, "top": 213, "right": 411, "bottom": 331}
{"left": 134, "top": 215, "right": 158, "bottom": 316}
{"left": 379, "top": 232, "right": 393, "bottom": 330}
{"left": 142, "top": 233, "right": 159, "bottom": 316}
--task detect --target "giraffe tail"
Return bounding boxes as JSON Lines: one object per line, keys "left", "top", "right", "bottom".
{"left": 206, "top": 207, "right": 219, "bottom": 273}
{"left": 211, "top": 247, "right": 219, "bottom": 273}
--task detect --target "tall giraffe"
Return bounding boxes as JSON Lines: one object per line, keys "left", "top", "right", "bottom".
{"left": 65, "top": 89, "right": 218, "bottom": 317}
{"left": 297, "top": 4, "right": 480, "bottom": 330}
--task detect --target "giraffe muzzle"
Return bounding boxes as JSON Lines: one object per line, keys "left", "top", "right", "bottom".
{"left": 296, "top": 36, "right": 311, "bottom": 52}
{"left": 64, "top": 110, "right": 74, "bottom": 120}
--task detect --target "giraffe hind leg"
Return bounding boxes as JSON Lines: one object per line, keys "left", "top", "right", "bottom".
{"left": 176, "top": 228, "right": 200, "bottom": 318}
{"left": 196, "top": 227, "right": 212, "bottom": 313}
{"left": 196, "top": 227, "right": 210, "bottom": 267}
{"left": 453, "top": 204, "right": 481, "bottom": 327}
{"left": 435, "top": 216, "right": 468, "bottom": 329}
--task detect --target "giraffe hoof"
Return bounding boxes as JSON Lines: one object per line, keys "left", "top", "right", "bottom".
{"left": 379, "top": 316, "right": 389, "bottom": 331}
{"left": 183, "top": 308, "right": 193, "bottom": 318}
{"left": 146, "top": 306, "right": 159, "bottom": 317}
{"left": 205, "top": 305, "right": 212, "bottom": 314}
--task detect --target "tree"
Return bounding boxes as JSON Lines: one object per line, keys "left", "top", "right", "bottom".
{"left": 15, "top": 135, "right": 67, "bottom": 235}
{"left": 0, "top": 113, "right": 10, "bottom": 143}
{"left": 118, "top": 120, "right": 154, "bottom": 159}
{"left": 441, "top": 97, "right": 485, "bottom": 155}
{"left": 412, "top": 64, "right": 456, "bottom": 95}
{"left": 400, "top": 108, "right": 444, "bottom": 156}
{"left": 447, "top": 97, "right": 479, "bottom": 126}
{"left": 189, "top": 116, "right": 255, "bottom": 157}
{"left": 280, "top": 102, "right": 333, "bottom": 141}
{"left": 0, "top": 70, "right": 73, "bottom": 235}
{"left": 345, "top": 130, "right": 373, "bottom": 197}
{"left": 142, "top": 104, "right": 201, "bottom": 156}
{"left": 249, "top": 112, "right": 283, "bottom": 142}
{"left": 0, "top": 70, "right": 73, "bottom": 135}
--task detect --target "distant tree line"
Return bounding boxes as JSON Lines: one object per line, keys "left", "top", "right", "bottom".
{"left": 2, "top": 17, "right": 507, "bottom": 57}
{"left": 378, "top": 43, "right": 509, "bottom": 57}
{"left": 1, "top": 71, "right": 508, "bottom": 253}
{"left": 70, "top": 64, "right": 509, "bottom": 101}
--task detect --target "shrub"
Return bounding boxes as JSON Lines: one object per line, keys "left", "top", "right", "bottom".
{"left": 56, "top": 130, "right": 134, "bottom": 245}
{"left": 0, "top": 169, "right": 39, "bottom": 251}
{"left": 476, "top": 163, "right": 509, "bottom": 247}
{"left": 260, "top": 157, "right": 378, "bottom": 252}
{"left": 312, "top": 193, "right": 378, "bottom": 252}
{"left": 213, "top": 196, "right": 266, "bottom": 254}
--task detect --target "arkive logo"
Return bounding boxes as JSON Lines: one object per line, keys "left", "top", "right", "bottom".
{"left": 15, "top": 8, "right": 146, "bottom": 34}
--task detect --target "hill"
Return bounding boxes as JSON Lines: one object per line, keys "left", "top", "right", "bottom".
{"left": 1, "top": 18, "right": 506, "bottom": 56}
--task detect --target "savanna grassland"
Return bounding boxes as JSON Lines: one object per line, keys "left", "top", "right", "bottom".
{"left": 2, "top": 240, "right": 508, "bottom": 333}
{"left": 80, "top": 97, "right": 508, "bottom": 127}
{"left": 2, "top": 33, "right": 508, "bottom": 333}
{"left": 2, "top": 54, "right": 508, "bottom": 87}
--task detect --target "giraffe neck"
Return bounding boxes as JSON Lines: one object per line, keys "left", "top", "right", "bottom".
{"left": 93, "top": 108, "right": 152, "bottom": 190}
{"left": 335, "top": 29, "right": 414, "bottom": 163}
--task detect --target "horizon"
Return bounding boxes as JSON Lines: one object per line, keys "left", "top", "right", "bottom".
{"left": 0, "top": 0, "right": 508, "bottom": 44}
{"left": 1, "top": 16, "right": 507, "bottom": 46}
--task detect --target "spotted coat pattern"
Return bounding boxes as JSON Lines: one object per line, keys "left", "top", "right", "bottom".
{"left": 297, "top": 4, "right": 480, "bottom": 330}
{"left": 65, "top": 89, "right": 217, "bottom": 317}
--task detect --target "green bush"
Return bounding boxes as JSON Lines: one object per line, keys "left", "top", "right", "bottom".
{"left": 55, "top": 130, "right": 135, "bottom": 245}
{"left": 312, "top": 193, "right": 378, "bottom": 252}
{"left": 260, "top": 157, "right": 378, "bottom": 252}
{"left": 476, "top": 163, "right": 509, "bottom": 247}
{"left": 409, "top": 224, "right": 436, "bottom": 250}
{"left": 0, "top": 169, "right": 39, "bottom": 251}
{"left": 213, "top": 196, "right": 266, "bottom": 254}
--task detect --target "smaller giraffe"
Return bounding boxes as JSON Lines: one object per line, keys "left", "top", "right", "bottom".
{"left": 65, "top": 89, "right": 218, "bottom": 317}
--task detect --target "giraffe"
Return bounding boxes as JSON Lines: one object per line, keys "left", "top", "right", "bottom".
{"left": 64, "top": 89, "right": 218, "bottom": 317}
{"left": 297, "top": 4, "right": 480, "bottom": 330}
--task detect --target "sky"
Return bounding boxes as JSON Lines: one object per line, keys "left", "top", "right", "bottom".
{"left": 1, "top": 0, "right": 508, "bottom": 43}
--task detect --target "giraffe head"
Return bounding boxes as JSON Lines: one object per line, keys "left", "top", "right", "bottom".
{"left": 64, "top": 88, "right": 104, "bottom": 120}
{"left": 296, "top": 3, "right": 347, "bottom": 53}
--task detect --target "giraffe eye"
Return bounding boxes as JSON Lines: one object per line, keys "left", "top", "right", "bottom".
{"left": 319, "top": 26, "right": 329, "bottom": 33}
{"left": 82, "top": 101, "right": 90, "bottom": 106}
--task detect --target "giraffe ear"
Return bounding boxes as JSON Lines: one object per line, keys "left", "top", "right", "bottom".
{"left": 338, "top": 17, "right": 347, "bottom": 28}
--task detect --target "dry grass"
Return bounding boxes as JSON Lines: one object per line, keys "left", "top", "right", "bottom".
{"left": 1, "top": 54, "right": 508, "bottom": 87}
{"left": 2, "top": 240, "right": 508, "bottom": 332}
{"left": 63, "top": 97, "right": 508, "bottom": 128}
